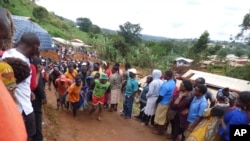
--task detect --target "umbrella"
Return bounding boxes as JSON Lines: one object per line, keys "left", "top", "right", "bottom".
{"left": 12, "top": 15, "right": 54, "bottom": 50}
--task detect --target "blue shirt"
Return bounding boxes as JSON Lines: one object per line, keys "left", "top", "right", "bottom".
{"left": 187, "top": 95, "right": 207, "bottom": 123}
{"left": 218, "top": 108, "right": 249, "bottom": 141}
{"left": 159, "top": 79, "right": 176, "bottom": 105}
{"left": 125, "top": 77, "right": 138, "bottom": 95}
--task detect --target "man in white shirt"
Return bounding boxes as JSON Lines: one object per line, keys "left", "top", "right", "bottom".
{"left": 2, "top": 32, "right": 40, "bottom": 141}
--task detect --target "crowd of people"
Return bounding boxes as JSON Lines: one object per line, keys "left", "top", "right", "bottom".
{"left": 134, "top": 71, "right": 250, "bottom": 141}
{"left": 1, "top": 6, "right": 250, "bottom": 141}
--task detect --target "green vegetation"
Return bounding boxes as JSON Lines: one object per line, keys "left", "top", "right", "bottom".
{"left": 1, "top": 0, "right": 250, "bottom": 81}
{"left": 32, "top": 6, "right": 48, "bottom": 21}
{"left": 226, "top": 63, "right": 250, "bottom": 80}
{"left": 0, "top": 0, "right": 91, "bottom": 41}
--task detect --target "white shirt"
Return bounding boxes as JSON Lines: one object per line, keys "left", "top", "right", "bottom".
{"left": 2, "top": 48, "right": 33, "bottom": 115}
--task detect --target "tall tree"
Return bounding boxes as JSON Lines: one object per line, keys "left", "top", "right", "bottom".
{"left": 207, "top": 44, "right": 223, "bottom": 55}
{"left": 216, "top": 48, "right": 227, "bottom": 61}
{"left": 107, "top": 34, "right": 129, "bottom": 57}
{"left": 237, "top": 13, "right": 250, "bottom": 44}
{"left": 234, "top": 48, "right": 245, "bottom": 58}
{"left": 76, "top": 17, "right": 92, "bottom": 32}
{"left": 189, "top": 31, "right": 210, "bottom": 64}
{"left": 118, "top": 21, "right": 143, "bottom": 46}
{"left": 192, "top": 31, "right": 209, "bottom": 53}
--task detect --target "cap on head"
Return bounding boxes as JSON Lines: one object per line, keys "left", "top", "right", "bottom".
{"left": 100, "top": 73, "right": 108, "bottom": 80}
{"left": 128, "top": 68, "right": 137, "bottom": 74}
{"left": 60, "top": 75, "right": 66, "bottom": 81}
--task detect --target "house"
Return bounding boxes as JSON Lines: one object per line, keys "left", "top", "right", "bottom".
{"left": 174, "top": 57, "right": 193, "bottom": 66}
{"left": 229, "top": 58, "right": 249, "bottom": 67}
{"left": 70, "top": 39, "right": 84, "bottom": 43}
{"left": 226, "top": 54, "right": 238, "bottom": 61}
{"left": 52, "top": 37, "right": 70, "bottom": 46}
{"left": 200, "top": 60, "right": 214, "bottom": 68}
{"left": 181, "top": 69, "right": 250, "bottom": 94}
{"left": 52, "top": 37, "right": 92, "bottom": 48}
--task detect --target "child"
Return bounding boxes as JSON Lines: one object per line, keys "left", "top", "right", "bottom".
{"left": 66, "top": 76, "right": 82, "bottom": 117}
{"left": 89, "top": 73, "right": 110, "bottom": 121}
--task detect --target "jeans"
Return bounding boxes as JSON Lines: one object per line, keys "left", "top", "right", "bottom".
{"left": 123, "top": 95, "right": 135, "bottom": 117}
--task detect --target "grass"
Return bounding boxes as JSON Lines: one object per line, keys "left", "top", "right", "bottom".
{"left": 1, "top": 0, "right": 90, "bottom": 41}
{"left": 118, "top": 98, "right": 141, "bottom": 115}
{"left": 1, "top": 0, "right": 36, "bottom": 18}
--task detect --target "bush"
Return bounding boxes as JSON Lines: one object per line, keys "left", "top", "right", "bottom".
{"left": 33, "top": 6, "right": 48, "bottom": 20}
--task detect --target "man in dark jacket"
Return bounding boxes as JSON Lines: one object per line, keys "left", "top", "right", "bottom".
{"left": 31, "top": 56, "right": 47, "bottom": 141}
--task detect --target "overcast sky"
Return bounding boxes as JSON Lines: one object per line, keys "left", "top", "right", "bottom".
{"left": 36, "top": 0, "right": 249, "bottom": 41}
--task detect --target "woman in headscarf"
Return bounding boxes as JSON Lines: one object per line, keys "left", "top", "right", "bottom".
{"left": 141, "top": 69, "right": 163, "bottom": 126}
{"left": 134, "top": 75, "right": 153, "bottom": 121}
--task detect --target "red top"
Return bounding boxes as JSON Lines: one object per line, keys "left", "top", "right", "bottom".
{"left": 105, "top": 69, "right": 112, "bottom": 78}
{"left": 173, "top": 86, "right": 179, "bottom": 97}
{"left": 30, "top": 64, "right": 37, "bottom": 91}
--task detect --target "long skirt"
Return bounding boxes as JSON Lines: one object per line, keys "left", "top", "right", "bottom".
{"left": 110, "top": 89, "right": 121, "bottom": 104}
{"left": 143, "top": 97, "right": 158, "bottom": 116}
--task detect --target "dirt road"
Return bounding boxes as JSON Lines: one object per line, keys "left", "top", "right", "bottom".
{"left": 43, "top": 88, "right": 167, "bottom": 141}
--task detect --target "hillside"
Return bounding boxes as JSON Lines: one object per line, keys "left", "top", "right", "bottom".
{"left": 1, "top": 0, "right": 89, "bottom": 42}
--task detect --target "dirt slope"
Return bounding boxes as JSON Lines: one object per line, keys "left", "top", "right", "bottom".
{"left": 43, "top": 88, "right": 167, "bottom": 141}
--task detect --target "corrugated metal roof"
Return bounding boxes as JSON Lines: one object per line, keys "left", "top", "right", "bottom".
{"left": 182, "top": 69, "right": 250, "bottom": 92}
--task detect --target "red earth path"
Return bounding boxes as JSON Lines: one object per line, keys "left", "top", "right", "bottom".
{"left": 40, "top": 50, "right": 166, "bottom": 141}
{"left": 42, "top": 87, "right": 167, "bottom": 141}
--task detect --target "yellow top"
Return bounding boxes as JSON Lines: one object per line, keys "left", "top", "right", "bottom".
{"left": 0, "top": 61, "right": 17, "bottom": 90}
